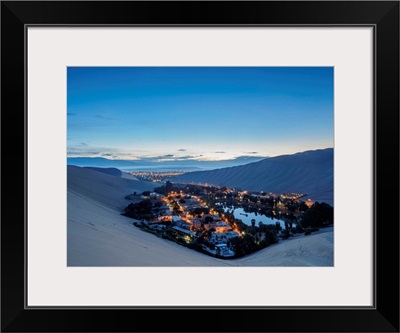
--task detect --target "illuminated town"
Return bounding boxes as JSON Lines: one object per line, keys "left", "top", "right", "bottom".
{"left": 67, "top": 67, "right": 334, "bottom": 266}
{"left": 123, "top": 182, "right": 332, "bottom": 259}
{"left": 129, "top": 171, "right": 184, "bottom": 182}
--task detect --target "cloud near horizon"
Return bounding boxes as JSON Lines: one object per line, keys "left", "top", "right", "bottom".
{"left": 67, "top": 147, "right": 268, "bottom": 162}
{"left": 68, "top": 67, "right": 333, "bottom": 162}
{"left": 153, "top": 154, "right": 202, "bottom": 161}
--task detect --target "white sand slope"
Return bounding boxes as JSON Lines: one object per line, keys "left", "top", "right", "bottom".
{"left": 67, "top": 166, "right": 232, "bottom": 266}
{"left": 234, "top": 227, "right": 333, "bottom": 266}
{"left": 67, "top": 166, "right": 333, "bottom": 266}
{"left": 68, "top": 165, "right": 150, "bottom": 210}
{"left": 121, "top": 172, "right": 138, "bottom": 180}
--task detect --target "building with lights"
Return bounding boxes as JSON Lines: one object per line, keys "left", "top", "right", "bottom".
{"left": 209, "top": 230, "right": 240, "bottom": 245}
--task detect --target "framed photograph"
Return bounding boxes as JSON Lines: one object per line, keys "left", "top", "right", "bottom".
{"left": 2, "top": 1, "right": 399, "bottom": 332}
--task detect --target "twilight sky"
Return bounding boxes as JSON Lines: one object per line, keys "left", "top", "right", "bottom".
{"left": 67, "top": 67, "right": 333, "bottom": 161}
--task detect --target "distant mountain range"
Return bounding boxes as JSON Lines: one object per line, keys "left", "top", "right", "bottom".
{"left": 67, "top": 156, "right": 266, "bottom": 171}
{"left": 171, "top": 148, "right": 334, "bottom": 206}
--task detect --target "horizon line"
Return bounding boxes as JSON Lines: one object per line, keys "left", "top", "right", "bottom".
{"left": 67, "top": 147, "right": 334, "bottom": 162}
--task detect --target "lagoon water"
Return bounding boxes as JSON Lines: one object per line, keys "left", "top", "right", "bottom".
{"left": 221, "top": 205, "right": 282, "bottom": 227}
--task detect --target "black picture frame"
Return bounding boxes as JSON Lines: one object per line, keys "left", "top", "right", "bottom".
{"left": 1, "top": 1, "right": 399, "bottom": 332}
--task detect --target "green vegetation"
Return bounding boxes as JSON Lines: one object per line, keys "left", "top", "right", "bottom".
{"left": 228, "top": 227, "right": 279, "bottom": 258}
{"left": 123, "top": 198, "right": 153, "bottom": 220}
{"left": 300, "top": 202, "right": 333, "bottom": 228}
{"left": 122, "top": 181, "right": 333, "bottom": 260}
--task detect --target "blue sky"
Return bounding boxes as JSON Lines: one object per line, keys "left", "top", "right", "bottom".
{"left": 67, "top": 67, "right": 333, "bottom": 161}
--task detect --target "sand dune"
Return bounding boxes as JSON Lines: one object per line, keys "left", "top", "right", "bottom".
{"left": 83, "top": 166, "right": 122, "bottom": 177}
{"left": 68, "top": 165, "right": 152, "bottom": 210}
{"left": 121, "top": 172, "right": 138, "bottom": 180}
{"left": 67, "top": 166, "right": 333, "bottom": 266}
{"left": 234, "top": 227, "right": 333, "bottom": 266}
{"left": 68, "top": 191, "right": 234, "bottom": 266}
{"left": 173, "top": 148, "right": 334, "bottom": 206}
{"left": 67, "top": 166, "right": 232, "bottom": 266}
